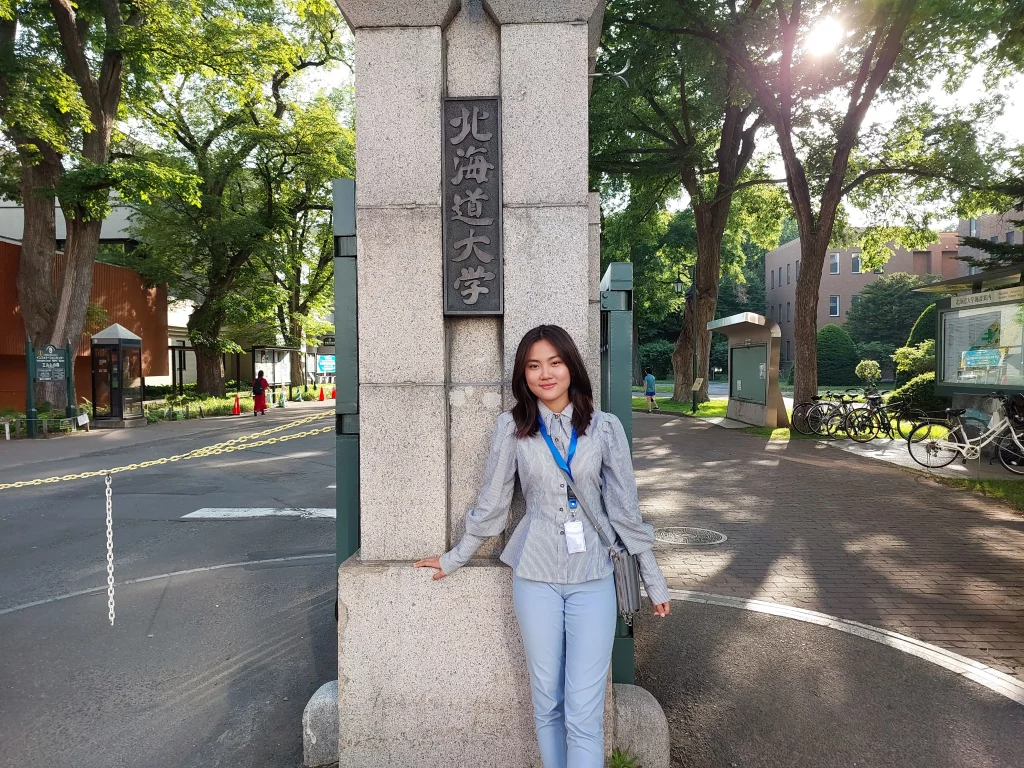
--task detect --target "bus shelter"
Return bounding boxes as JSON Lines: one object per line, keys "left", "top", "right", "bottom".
{"left": 707, "top": 312, "right": 789, "bottom": 429}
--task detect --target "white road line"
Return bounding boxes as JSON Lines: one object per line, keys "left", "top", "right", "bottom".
{"left": 0, "top": 553, "right": 335, "bottom": 617}
{"left": 182, "top": 508, "right": 336, "bottom": 519}
{"left": 660, "top": 587, "right": 1024, "bottom": 707}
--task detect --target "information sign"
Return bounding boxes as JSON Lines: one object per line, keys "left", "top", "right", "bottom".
{"left": 36, "top": 344, "right": 66, "bottom": 382}
{"left": 317, "top": 354, "right": 336, "bottom": 374}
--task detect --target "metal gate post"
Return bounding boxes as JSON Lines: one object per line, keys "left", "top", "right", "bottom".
{"left": 600, "top": 262, "right": 635, "bottom": 684}
{"left": 334, "top": 179, "right": 360, "bottom": 565}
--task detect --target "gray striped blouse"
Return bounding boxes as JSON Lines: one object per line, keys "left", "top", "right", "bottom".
{"left": 439, "top": 401, "right": 671, "bottom": 606}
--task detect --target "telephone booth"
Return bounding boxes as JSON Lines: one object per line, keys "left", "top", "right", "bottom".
{"left": 91, "top": 323, "right": 146, "bottom": 428}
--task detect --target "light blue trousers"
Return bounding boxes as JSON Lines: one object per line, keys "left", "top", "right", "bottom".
{"left": 512, "top": 573, "right": 617, "bottom": 768}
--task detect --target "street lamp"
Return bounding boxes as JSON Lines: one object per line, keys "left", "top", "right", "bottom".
{"left": 673, "top": 270, "right": 699, "bottom": 413}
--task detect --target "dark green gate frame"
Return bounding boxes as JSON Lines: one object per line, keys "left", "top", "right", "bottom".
{"left": 600, "top": 262, "right": 635, "bottom": 684}
{"left": 334, "top": 179, "right": 360, "bottom": 566}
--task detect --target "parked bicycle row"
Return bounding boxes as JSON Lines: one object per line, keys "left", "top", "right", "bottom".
{"left": 791, "top": 389, "right": 1024, "bottom": 476}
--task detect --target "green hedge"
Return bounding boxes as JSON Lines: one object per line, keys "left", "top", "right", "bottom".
{"left": 638, "top": 340, "right": 675, "bottom": 380}
{"left": 817, "top": 325, "right": 859, "bottom": 385}
{"left": 907, "top": 303, "right": 937, "bottom": 346}
{"left": 888, "top": 371, "right": 950, "bottom": 413}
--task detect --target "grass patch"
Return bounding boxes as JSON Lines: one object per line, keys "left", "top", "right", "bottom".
{"left": 937, "top": 477, "right": 1024, "bottom": 513}
{"left": 632, "top": 397, "right": 728, "bottom": 419}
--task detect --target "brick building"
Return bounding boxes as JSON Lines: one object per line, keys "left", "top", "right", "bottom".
{"left": 764, "top": 233, "right": 966, "bottom": 364}
{"left": 958, "top": 211, "right": 1023, "bottom": 271}
{"left": 0, "top": 240, "right": 168, "bottom": 411}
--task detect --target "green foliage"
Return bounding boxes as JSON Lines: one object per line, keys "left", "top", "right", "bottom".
{"left": 855, "top": 359, "right": 882, "bottom": 384}
{"left": 888, "top": 372, "right": 950, "bottom": 414}
{"left": 609, "top": 748, "right": 643, "bottom": 768}
{"left": 844, "top": 273, "right": 940, "bottom": 349}
{"left": 638, "top": 340, "right": 676, "bottom": 380}
{"left": 907, "top": 303, "right": 938, "bottom": 346}
{"left": 786, "top": 362, "right": 796, "bottom": 385}
{"left": 817, "top": 325, "right": 859, "bottom": 386}
{"left": 892, "top": 339, "right": 936, "bottom": 377}
{"left": 855, "top": 341, "right": 897, "bottom": 366}
{"left": 710, "top": 337, "right": 729, "bottom": 373}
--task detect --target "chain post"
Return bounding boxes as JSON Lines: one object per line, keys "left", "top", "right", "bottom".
{"left": 105, "top": 474, "right": 115, "bottom": 626}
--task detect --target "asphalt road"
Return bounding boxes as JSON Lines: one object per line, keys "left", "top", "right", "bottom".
{"left": 0, "top": 409, "right": 337, "bottom": 768}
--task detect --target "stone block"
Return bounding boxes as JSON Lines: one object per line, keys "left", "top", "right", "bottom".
{"left": 613, "top": 683, "right": 670, "bottom": 768}
{"left": 486, "top": 0, "right": 604, "bottom": 25}
{"left": 337, "top": 560, "right": 541, "bottom": 766}
{"left": 448, "top": 385, "right": 505, "bottom": 557}
{"left": 449, "top": 316, "right": 503, "bottom": 383}
{"left": 445, "top": 4, "right": 500, "bottom": 97}
{"left": 501, "top": 23, "right": 589, "bottom": 206}
{"left": 502, "top": 205, "right": 590, "bottom": 380}
{"left": 302, "top": 680, "right": 338, "bottom": 767}
{"left": 336, "top": 0, "right": 459, "bottom": 28}
{"left": 355, "top": 27, "right": 442, "bottom": 207}
{"left": 357, "top": 206, "right": 444, "bottom": 385}
{"left": 359, "top": 385, "right": 447, "bottom": 560}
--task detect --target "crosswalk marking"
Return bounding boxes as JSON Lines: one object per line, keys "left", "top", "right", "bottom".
{"left": 182, "top": 508, "right": 336, "bottom": 519}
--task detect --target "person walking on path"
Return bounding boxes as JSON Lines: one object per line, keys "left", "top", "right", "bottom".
{"left": 415, "top": 324, "right": 670, "bottom": 768}
{"left": 644, "top": 368, "right": 660, "bottom": 413}
{"left": 252, "top": 370, "right": 269, "bottom": 416}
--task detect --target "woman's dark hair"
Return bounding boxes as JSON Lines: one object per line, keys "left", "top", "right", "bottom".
{"left": 257, "top": 370, "right": 264, "bottom": 378}
{"left": 511, "top": 325, "right": 594, "bottom": 439}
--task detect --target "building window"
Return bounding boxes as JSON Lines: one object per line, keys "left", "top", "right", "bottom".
{"left": 786, "top": 302, "right": 791, "bottom": 322}
{"left": 829, "top": 253, "right": 840, "bottom": 274}
{"left": 851, "top": 255, "right": 861, "bottom": 274}
{"left": 769, "top": 305, "right": 774, "bottom": 320}
{"left": 969, "top": 265, "right": 982, "bottom": 275}
{"left": 786, "top": 263, "right": 791, "bottom": 284}
{"left": 969, "top": 218, "right": 977, "bottom": 237}
{"left": 771, "top": 270, "right": 775, "bottom": 289}
{"left": 851, "top": 295, "right": 861, "bottom": 308}
{"left": 779, "top": 304, "right": 783, "bottom": 320}
{"left": 1008, "top": 231, "right": 1016, "bottom": 245}
{"left": 786, "top": 340, "right": 791, "bottom": 361}
{"left": 796, "top": 260, "right": 800, "bottom": 278}
{"left": 991, "top": 235, "right": 998, "bottom": 243}
{"left": 829, "top": 295, "right": 840, "bottom": 317}
{"left": 872, "top": 266, "right": 883, "bottom": 274}
{"left": 778, "top": 266, "right": 783, "bottom": 285}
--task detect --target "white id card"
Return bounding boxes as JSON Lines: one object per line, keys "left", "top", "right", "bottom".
{"left": 564, "top": 520, "right": 587, "bottom": 554}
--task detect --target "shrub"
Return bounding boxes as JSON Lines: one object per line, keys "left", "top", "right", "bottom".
{"left": 892, "top": 339, "right": 936, "bottom": 378}
{"left": 786, "top": 362, "right": 795, "bottom": 385}
{"left": 638, "top": 340, "right": 676, "bottom": 380}
{"left": 816, "top": 325, "right": 859, "bottom": 385}
{"left": 855, "top": 359, "right": 882, "bottom": 384}
{"left": 888, "top": 371, "right": 950, "bottom": 413}
{"left": 906, "top": 303, "right": 937, "bottom": 346}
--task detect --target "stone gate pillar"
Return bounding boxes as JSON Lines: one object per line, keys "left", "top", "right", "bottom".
{"left": 333, "top": 1, "right": 608, "bottom": 765}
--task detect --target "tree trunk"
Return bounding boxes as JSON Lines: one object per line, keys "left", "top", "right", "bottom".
{"left": 671, "top": 208, "right": 723, "bottom": 404}
{"left": 194, "top": 346, "right": 227, "bottom": 397}
{"left": 16, "top": 157, "right": 60, "bottom": 346}
{"left": 792, "top": 236, "right": 827, "bottom": 404}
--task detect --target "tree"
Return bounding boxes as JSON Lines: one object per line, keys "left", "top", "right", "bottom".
{"left": 669, "top": 0, "right": 1007, "bottom": 403}
{"left": 843, "top": 272, "right": 937, "bottom": 350}
{"left": 906, "top": 302, "right": 937, "bottom": 346}
{"left": 122, "top": 2, "right": 352, "bottom": 395}
{"left": 592, "top": 0, "right": 783, "bottom": 404}
{"left": 0, "top": 0, "right": 194, "bottom": 402}
{"left": 817, "top": 325, "right": 858, "bottom": 386}
{"left": 957, "top": 177, "right": 1024, "bottom": 268}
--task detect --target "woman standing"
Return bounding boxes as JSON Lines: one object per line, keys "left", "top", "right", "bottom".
{"left": 415, "top": 324, "right": 670, "bottom": 768}
{"left": 643, "top": 368, "right": 660, "bottom": 413}
{"left": 252, "top": 370, "right": 269, "bottom": 416}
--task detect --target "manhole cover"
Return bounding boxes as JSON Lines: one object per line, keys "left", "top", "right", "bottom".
{"left": 654, "top": 527, "right": 727, "bottom": 546}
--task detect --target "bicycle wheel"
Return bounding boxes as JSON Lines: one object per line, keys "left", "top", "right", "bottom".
{"left": 997, "top": 428, "right": 1024, "bottom": 475}
{"left": 906, "top": 422, "right": 961, "bottom": 468}
{"left": 791, "top": 402, "right": 814, "bottom": 435}
{"left": 895, "top": 408, "right": 930, "bottom": 440}
{"left": 823, "top": 406, "right": 849, "bottom": 437}
{"left": 807, "top": 403, "right": 830, "bottom": 435}
{"left": 845, "top": 407, "right": 880, "bottom": 443}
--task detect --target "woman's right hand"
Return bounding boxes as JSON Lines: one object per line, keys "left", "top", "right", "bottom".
{"left": 413, "top": 556, "right": 447, "bottom": 580}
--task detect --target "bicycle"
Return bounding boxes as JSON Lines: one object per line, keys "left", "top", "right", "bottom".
{"left": 819, "top": 388, "right": 874, "bottom": 438}
{"left": 792, "top": 390, "right": 842, "bottom": 435}
{"left": 906, "top": 393, "right": 1024, "bottom": 474}
{"left": 843, "top": 393, "right": 930, "bottom": 443}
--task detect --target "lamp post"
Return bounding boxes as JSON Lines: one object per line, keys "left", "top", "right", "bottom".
{"left": 673, "top": 269, "right": 699, "bottom": 413}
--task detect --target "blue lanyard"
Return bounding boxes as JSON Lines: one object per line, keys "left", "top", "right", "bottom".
{"left": 537, "top": 415, "right": 577, "bottom": 481}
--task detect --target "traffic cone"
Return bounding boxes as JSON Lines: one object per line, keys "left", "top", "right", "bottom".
{"left": 331, "top": 385, "right": 336, "bottom": 399}
{"left": 232, "top": 395, "right": 241, "bottom": 416}
{"left": 318, "top": 386, "right": 325, "bottom": 401}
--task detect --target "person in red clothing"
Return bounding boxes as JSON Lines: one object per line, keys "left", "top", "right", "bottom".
{"left": 252, "top": 370, "right": 270, "bottom": 416}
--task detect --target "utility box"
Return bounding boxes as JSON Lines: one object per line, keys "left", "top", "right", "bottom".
{"left": 707, "top": 312, "right": 788, "bottom": 429}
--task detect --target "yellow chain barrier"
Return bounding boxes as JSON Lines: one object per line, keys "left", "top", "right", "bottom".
{"left": 0, "top": 411, "right": 335, "bottom": 491}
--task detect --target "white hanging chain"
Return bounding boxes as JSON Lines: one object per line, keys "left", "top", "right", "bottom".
{"left": 105, "top": 474, "right": 115, "bottom": 626}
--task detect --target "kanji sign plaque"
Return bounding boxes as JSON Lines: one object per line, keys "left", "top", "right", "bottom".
{"left": 442, "top": 98, "right": 502, "bottom": 315}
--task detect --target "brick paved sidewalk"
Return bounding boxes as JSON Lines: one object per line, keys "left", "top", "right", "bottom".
{"left": 633, "top": 412, "right": 1024, "bottom": 677}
